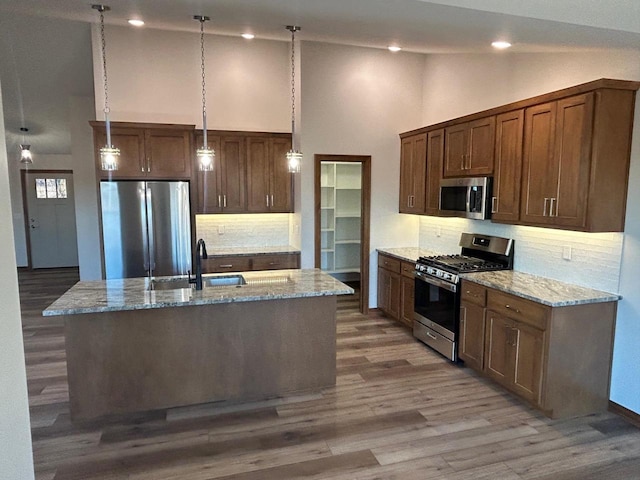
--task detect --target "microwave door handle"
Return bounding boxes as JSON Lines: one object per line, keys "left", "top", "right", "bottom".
{"left": 466, "top": 187, "right": 471, "bottom": 213}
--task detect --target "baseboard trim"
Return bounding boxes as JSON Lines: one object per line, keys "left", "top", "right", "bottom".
{"left": 609, "top": 401, "right": 640, "bottom": 428}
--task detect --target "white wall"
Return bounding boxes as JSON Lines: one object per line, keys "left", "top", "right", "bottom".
{"left": 0, "top": 81, "right": 35, "bottom": 480}
{"left": 93, "top": 25, "right": 290, "bottom": 131}
{"left": 419, "top": 48, "right": 640, "bottom": 414}
{"left": 196, "top": 214, "right": 292, "bottom": 248}
{"left": 299, "top": 42, "right": 425, "bottom": 306}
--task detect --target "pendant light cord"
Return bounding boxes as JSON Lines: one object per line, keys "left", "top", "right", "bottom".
{"left": 290, "top": 27, "right": 296, "bottom": 149}
{"left": 199, "top": 17, "right": 208, "bottom": 146}
{"left": 98, "top": 9, "right": 112, "bottom": 146}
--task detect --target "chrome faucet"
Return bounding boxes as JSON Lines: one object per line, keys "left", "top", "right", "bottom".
{"left": 189, "top": 238, "right": 208, "bottom": 290}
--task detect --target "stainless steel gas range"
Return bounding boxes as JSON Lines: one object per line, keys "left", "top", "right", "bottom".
{"left": 413, "top": 233, "right": 514, "bottom": 361}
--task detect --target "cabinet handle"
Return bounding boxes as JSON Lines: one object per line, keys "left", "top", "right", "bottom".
{"left": 426, "top": 331, "right": 438, "bottom": 340}
{"left": 460, "top": 306, "right": 466, "bottom": 325}
{"left": 141, "top": 165, "right": 145, "bottom": 173}
{"left": 543, "top": 198, "right": 549, "bottom": 216}
{"left": 271, "top": 194, "right": 274, "bottom": 207}
{"left": 266, "top": 195, "right": 270, "bottom": 207}
{"left": 269, "top": 262, "right": 280, "bottom": 266}
{"left": 218, "top": 195, "right": 222, "bottom": 208}
{"left": 550, "top": 197, "right": 556, "bottom": 217}
{"left": 147, "top": 157, "right": 151, "bottom": 173}
{"left": 219, "top": 264, "right": 233, "bottom": 268}
{"left": 223, "top": 195, "right": 227, "bottom": 208}
{"left": 505, "top": 304, "right": 521, "bottom": 314}
{"left": 460, "top": 154, "right": 465, "bottom": 170}
{"left": 511, "top": 327, "right": 518, "bottom": 347}
{"left": 491, "top": 196, "right": 497, "bottom": 213}
{"left": 407, "top": 195, "right": 411, "bottom": 208}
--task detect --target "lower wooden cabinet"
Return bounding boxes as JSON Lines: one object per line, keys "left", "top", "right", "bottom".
{"left": 459, "top": 279, "right": 617, "bottom": 418}
{"left": 378, "top": 253, "right": 414, "bottom": 327}
{"left": 203, "top": 253, "right": 300, "bottom": 274}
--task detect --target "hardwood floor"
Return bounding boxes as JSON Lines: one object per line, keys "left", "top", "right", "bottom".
{"left": 18, "top": 268, "right": 640, "bottom": 479}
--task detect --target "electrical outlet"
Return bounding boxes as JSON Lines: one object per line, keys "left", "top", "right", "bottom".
{"left": 218, "top": 225, "right": 225, "bottom": 235}
{"left": 562, "top": 245, "right": 572, "bottom": 260}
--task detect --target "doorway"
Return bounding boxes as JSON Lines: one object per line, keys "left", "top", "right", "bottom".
{"left": 315, "top": 154, "right": 371, "bottom": 314}
{"left": 22, "top": 169, "right": 79, "bottom": 269}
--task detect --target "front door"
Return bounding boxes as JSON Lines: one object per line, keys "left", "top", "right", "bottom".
{"left": 23, "top": 170, "right": 78, "bottom": 268}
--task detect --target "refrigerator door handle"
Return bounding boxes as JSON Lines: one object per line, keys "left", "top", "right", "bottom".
{"left": 146, "top": 185, "right": 155, "bottom": 277}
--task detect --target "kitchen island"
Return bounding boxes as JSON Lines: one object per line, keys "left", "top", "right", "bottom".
{"left": 44, "top": 269, "right": 353, "bottom": 420}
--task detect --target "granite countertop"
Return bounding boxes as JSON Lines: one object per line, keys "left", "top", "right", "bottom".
{"left": 462, "top": 270, "right": 621, "bottom": 307}
{"left": 207, "top": 246, "right": 300, "bottom": 257}
{"left": 43, "top": 269, "right": 353, "bottom": 317}
{"left": 377, "top": 247, "right": 442, "bottom": 263}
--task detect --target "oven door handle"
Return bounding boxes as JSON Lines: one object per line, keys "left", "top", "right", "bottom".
{"left": 415, "top": 271, "right": 457, "bottom": 293}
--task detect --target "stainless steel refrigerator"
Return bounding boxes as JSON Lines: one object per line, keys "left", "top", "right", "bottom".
{"left": 100, "top": 181, "right": 192, "bottom": 279}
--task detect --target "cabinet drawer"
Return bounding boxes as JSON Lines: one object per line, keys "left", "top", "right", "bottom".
{"left": 252, "top": 254, "right": 299, "bottom": 271}
{"left": 379, "top": 254, "right": 401, "bottom": 273}
{"left": 487, "top": 290, "right": 549, "bottom": 330}
{"left": 203, "top": 257, "right": 252, "bottom": 273}
{"left": 461, "top": 281, "right": 486, "bottom": 307}
{"left": 401, "top": 261, "right": 415, "bottom": 278}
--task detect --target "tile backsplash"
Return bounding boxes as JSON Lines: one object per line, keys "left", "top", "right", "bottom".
{"left": 196, "top": 214, "right": 292, "bottom": 248}
{"left": 419, "top": 216, "right": 623, "bottom": 293}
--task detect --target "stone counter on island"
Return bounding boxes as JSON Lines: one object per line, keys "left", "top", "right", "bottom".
{"left": 44, "top": 269, "right": 353, "bottom": 421}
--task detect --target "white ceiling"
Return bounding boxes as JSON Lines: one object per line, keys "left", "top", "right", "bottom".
{"left": 1, "top": 0, "right": 639, "bottom": 155}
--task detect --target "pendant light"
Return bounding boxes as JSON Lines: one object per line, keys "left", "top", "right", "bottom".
{"left": 194, "top": 15, "right": 215, "bottom": 172}
{"left": 93, "top": 4, "right": 120, "bottom": 171}
{"left": 19, "top": 127, "right": 32, "bottom": 165}
{"left": 285, "top": 25, "right": 302, "bottom": 173}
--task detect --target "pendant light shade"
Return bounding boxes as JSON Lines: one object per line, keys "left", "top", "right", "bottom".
{"left": 286, "top": 25, "right": 302, "bottom": 173}
{"left": 93, "top": 4, "right": 120, "bottom": 171}
{"left": 19, "top": 127, "right": 32, "bottom": 165}
{"left": 195, "top": 15, "right": 215, "bottom": 172}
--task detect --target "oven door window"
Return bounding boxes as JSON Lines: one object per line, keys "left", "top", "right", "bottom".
{"left": 414, "top": 278, "right": 457, "bottom": 333}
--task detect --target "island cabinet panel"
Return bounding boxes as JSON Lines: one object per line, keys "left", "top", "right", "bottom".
{"left": 246, "top": 136, "right": 293, "bottom": 213}
{"left": 443, "top": 116, "right": 495, "bottom": 177}
{"left": 399, "top": 133, "right": 427, "bottom": 214}
{"left": 91, "top": 122, "right": 192, "bottom": 180}
{"left": 63, "top": 296, "right": 337, "bottom": 420}
{"left": 461, "top": 279, "right": 617, "bottom": 418}
{"left": 425, "top": 129, "right": 445, "bottom": 215}
{"left": 491, "top": 110, "right": 524, "bottom": 223}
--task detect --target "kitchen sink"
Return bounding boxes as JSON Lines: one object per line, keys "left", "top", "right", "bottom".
{"left": 148, "top": 274, "right": 246, "bottom": 291}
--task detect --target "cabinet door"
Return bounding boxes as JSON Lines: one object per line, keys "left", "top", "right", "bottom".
{"left": 425, "top": 129, "right": 444, "bottom": 215}
{"left": 145, "top": 129, "right": 192, "bottom": 179}
{"left": 196, "top": 135, "right": 222, "bottom": 213}
{"left": 246, "top": 137, "right": 271, "bottom": 213}
{"left": 459, "top": 302, "right": 485, "bottom": 371}
{"left": 492, "top": 110, "right": 523, "bottom": 223}
{"left": 269, "top": 137, "right": 293, "bottom": 212}
{"left": 203, "top": 256, "right": 252, "bottom": 273}
{"left": 377, "top": 268, "right": 391, "bottom": 313}
{"left": 511, "top": 321, "right": 545, "bottom": 405}
{"left": 400, "top": 275, "right": 415, "bottom": 327}
{"left": 466, "top": 116, "right": 495, "bottom": 175}
{"left": 399, "top": 134, "right": 426, "bottom": 213}
{"left": 521, "top": 102, "right": 558, "bottom": 224}
{"left": 219, "top": 136, "right": 246, "bottom": 213}
{"left": 94, "top": 127, "right": 145, "bottom": 178}
{"left": 444, "top": 124, "right": 468, "bottom": 177}
{"left": 387, "top": 271, "right": 401, "bottom": 320}
{"left": 484, "top": 312, "right": 512, "bottom": 387}
{"left": 552, "top": 93, "right": 594, "bottom": 228}
{"left": 252, "top": 253, "right": 299, "bottom": 271}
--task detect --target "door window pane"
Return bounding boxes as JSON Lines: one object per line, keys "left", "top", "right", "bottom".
{"left": 35, "top": 178, "right": 46, "bottom": 198}
{"left": 56, "top": 179, "right": 68, "bottom": 198}
{"left": 46, "top": 179, "right": 57, "bottom": 198}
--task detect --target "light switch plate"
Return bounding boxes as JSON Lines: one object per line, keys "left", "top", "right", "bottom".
{"left": 218, "top": 225, "right": 225, "bottom": 235}
{"left": 562, "top": 245, "right": 572, "bottom": 260}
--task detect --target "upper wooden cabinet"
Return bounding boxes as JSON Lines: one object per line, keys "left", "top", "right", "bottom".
{"left": 246, "top": 136, "right": 293, "bottom": 213}
{"left": 425, "top": 129, "right": 445, "bottom": 215}
{"left": 194, "top": 131, "right": 293, "bottom": 214}
{"left": 400, "top": 79, "right": 640, "bottom": 231}
{"left": 444, "top": 116, "right": 495, "bottom": 177}
{"left": 91, "top": 122, "right": 192, "bottom": 180}
{"left": 399, "top": 133, "right": 427, "bottom": 214}
{"left": 491, "top": 110, "right": 524, "bottom": 223}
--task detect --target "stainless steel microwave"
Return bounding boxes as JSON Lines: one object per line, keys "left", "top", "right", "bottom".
{"left": 439, "top": 177, "right": 492, "bottom": 220}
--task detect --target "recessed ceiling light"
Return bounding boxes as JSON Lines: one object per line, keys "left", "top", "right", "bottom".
{"left": 388, "top": 45, "right": 402, "bottom": 52}
{"left": 128, "top": 19, "right": 145, "bottom": 27}
{"left": 241, "top": 33, "right": 255, "bottom": 40}
{"left": 491, "top": 40, "right": 512, "bottom": 50}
